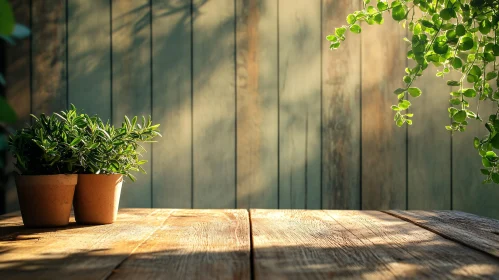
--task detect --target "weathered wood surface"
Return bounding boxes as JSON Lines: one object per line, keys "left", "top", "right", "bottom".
{"left": 452, "top": 89, "right": 499, "bottom": 219}
{"left": 109, "top": 209, "right": 251, "bottom": 280}
{"left": 31, "top": 0, "right": 67, "bottom": 116}
{"left": 68, "top": 0, "right": 111, "bottom": 120}
{"left": 2, "top": 209, "right": 499, "bottom": 279}
{"left": 387, "top": 210, "right": 499, "bottom": 258}
{"left": 151, "top": 0, "right": 192, "bottom": 208}
{"left": 278, "top": 0, "right": 321, "bottom": 209}
{"left": 251, "top": 209, "right": 499, "bottom": 279}
{"left": 236, "top": 0, "right": 279, "bottom": 209}
{"left": 321, "top": 0, "right": 361, "bottom": 210}
{"left": 4, "top": 0, "right": 31, "bottom": 214}
{"left": 111, "top": 0, "right": 152, "bottom": 208}
{"left": 408, "top": 65, "right": 451, "bottom": 210}
{"left": 361, "top": 14, "right": 407, "bottom": 209}
{"left": 0, "top": 209, "right": 173, "bottom": 279}
{"left": 192, "top": 0, "right": 236, "bottom": 208}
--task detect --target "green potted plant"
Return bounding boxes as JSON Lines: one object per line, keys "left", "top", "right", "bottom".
{"left": 8, "top": 113, "right": 83, "bottom": 227}
{"left": 64, "top": 107, "right": 161, "bottom": 225}
{"left": 329, "top": 0, "right": 499, "bottom": 183}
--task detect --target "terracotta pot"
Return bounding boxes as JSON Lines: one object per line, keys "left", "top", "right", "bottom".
{"left": 16, "top": 174, "right": 77, "bottom": 227}
{"left": 73, "top": 174, "right": 123, "bottom": 225}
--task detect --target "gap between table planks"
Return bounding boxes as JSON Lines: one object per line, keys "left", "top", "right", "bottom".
{"left": 1, "top": 209, "right": 499, "bottom": 279}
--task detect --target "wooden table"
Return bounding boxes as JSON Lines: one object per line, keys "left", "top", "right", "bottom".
{"left": 1, "top": 209, "right": 499, "bottom": 279}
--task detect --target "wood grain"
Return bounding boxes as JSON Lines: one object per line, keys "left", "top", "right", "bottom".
{"left": 108, "top": 209, "right": 250, "bottom": 280}
{"left": 31, "top": 0, "right": 67, "bottom": 115}
{"left": 408, "top": 64, "right": 451, "bottom": 210}
{"left": 251, "top": 209, "right": 499, "bottom": 279}
{"left": 0, "top": 209, "right": 173, "bottom": 280}
{"left": 192, "top": 0, "right": 236, "bottom": 208}
{"left": 151, "top": 0, "right": 192, "bottom": 208}
{"left": 4, "top": 0, "right": 31, "bottom": 213}
{"left": 452, "top": 87, "right": 499, "bottom": 219}
{"left": 386, "top": 210, "right": 499, "bottom": 258}
{"left": 236, "top": 0, "right": 278, "bottom": 209}
{"left": 278, "top": 0, "right": 321, "bottom": 209}
{"left": 321, "top": 0, "right": 361, "bottom": 209}
{"left": 68, "top": 0, "right": 111, "bottom": 120}
{"left": 361, "top": 13, "right": 407, "bottom": 209}
{"left": 111, "top": 0, "right": 152, "bottom": 208}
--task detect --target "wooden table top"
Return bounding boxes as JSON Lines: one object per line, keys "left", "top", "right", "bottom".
{"left": 1, "top": 209, "right": 499, "bottom": 279}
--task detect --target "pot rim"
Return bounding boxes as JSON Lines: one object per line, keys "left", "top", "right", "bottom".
{"left": 15, "top": 174, "right": 78, "bottom": 186}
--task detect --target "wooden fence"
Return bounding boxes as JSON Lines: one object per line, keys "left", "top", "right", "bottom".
{"left": 3, "top": 0, "right": 499, "bottom": 218}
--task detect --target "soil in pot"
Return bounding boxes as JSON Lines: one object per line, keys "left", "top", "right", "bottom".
{"left": 73, "top": 174, "right": 123, "bottom": 225}
{"left": 16, "top": 174, "right": 77, "bottom": 227}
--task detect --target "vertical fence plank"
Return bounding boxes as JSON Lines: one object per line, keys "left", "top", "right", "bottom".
{"left": 321, "top": 0, "right": 361, "bottom": 209}
{"left": 192, "top": 0, "right": 236, "bottom": 208}
{"left": 361, "top": 17, "right": 407, "bottom": 209}
{"left": 32, "top": 0, "right": 67, "bottom": 115}
{"left": 453, "top": 102, "right": 499, "bottom": 219}
{"left": 278, "top": 0, "right": 321, "bottom": 209}
{"left": 236, "top": 0, "right": 278, "bottom": 209}
{"left": 152, "top": 0, "right": 192, "bottom": 208}
{"left": 408, "top": 65, "right": 451, "bottom": 210}
{"left": 112, "top": 0, "right": 152, "bottom": 208}
{"left": 68, "top": 0, "right": 111, "bottom": 120}
{"left": 4, "top": 0, "right": 31, "bottom": 213}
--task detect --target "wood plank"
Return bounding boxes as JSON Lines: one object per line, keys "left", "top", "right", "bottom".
{"left": 192, "top": 0, "right": 236, "bottom": 208}
{"left": 278, "top": 0, "right": 321, "bottom": 209}
{"left": 386, "top": 210, "right": 499, "bottom": 258}
{"left": 235, "top": 0, "right": 278, "bottom": 209}
{"left": 408, "top": 64, "right": 451, "bottom": 210}
{"left": 68, "top": 0, "right": 111, "bottom": 120}
{"left": 452, "top": 86, "right": 499, "bottom": 219}
{"left": 108, "top": 209, "right": 251, "bottom": 280}
{"left": 361, "top": 15, "right": 407, "bottom": 209}
{"left": 151, "top": 0, "right": 192, "bottom": 208}
{"left": 0, "top": 209, "right": 173, "bottom": 280}
{"left": 3, "top": 0, "right": 31, "bottom": 213}
{"left": 321, "top": 0, "right": 361, "bottom": 209}
{"left": 111, "top": 0, "right": 152, "bottom": 208}
{"left": 251, "top": 209, "right": 499, "bottom": 279}
{"left": 31, "top": 0, "right": 67, "bottom": 116}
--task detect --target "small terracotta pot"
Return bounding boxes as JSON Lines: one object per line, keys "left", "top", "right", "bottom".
{"left": 16, "top": 174, "right": 77, "bottom": 227}
{"left": 73, "top": 174, "right": 123, "bottom": 225}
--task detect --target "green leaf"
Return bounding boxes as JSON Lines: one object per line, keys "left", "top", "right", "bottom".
{"left": 479, "top": 19, "right": 492, "bottom": 35}
{"left": 0, "top": 0, "right": 15, "bottom": 36}
{"left": 408, "top": 87, "right": 422, "bottom": 98}
{"left": 459, "top": 37, "right": 474, "bottom": 51}
{"left": 455, "top": 24, "right": 466, "bottom": 36}
{"left": 451, "top": 57, "right": 462, "bottom": 69}
{"left": 377, "top": 1, "right": 388, "bottom": 11}
{"left": 470, "top": 65, "right": 481, "bottom": 77}
{"left": 0, "top": 96, "right": 17, "bottom": 123}
{"left": 326, "top": 35, "right": 337, "bottom": 42}
{"left": 492, "top": 173, "right": 499, "bottom": 184}
{"left": 483, "top": 158, "right": 492, "bottom": 168}
{"left": 463, "top": 89, "right": 477, "bottom": 98}
{"left": 447, "top": 80, "right": 461, "bottom": 86}
{"left": 486, "top": 72, "right": 498, "bottom": 81}
{"left": 481, "top": 169, "right": 491, "bottom": 175}
{"left": 394, "top": 88, "right": 406, "bottom": 95}
{"left": 433, "top": 39, "right": 449, "bottom": 54}
{"left": 335, "top": 27, "right": 346, "bottom": 37}
{"left": 439, "top": 8, "right": 456, "bottom": 20}
{"left": 346, "top": 14, "right": 356, "bottom": 25}
{"left": 349, "top": 24, "right": 361, "bottom": 34}
{"left": 391, "top": 4, "right": 407, "bottom": 21}
{"left": 474, "top": 137, "right": 480, "bottom": 149}
{"left": 453, "top": 110, "right": 467, "bottom": 123}
{"left": 69, "top": 137, "right": 82, "bottom": 147}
